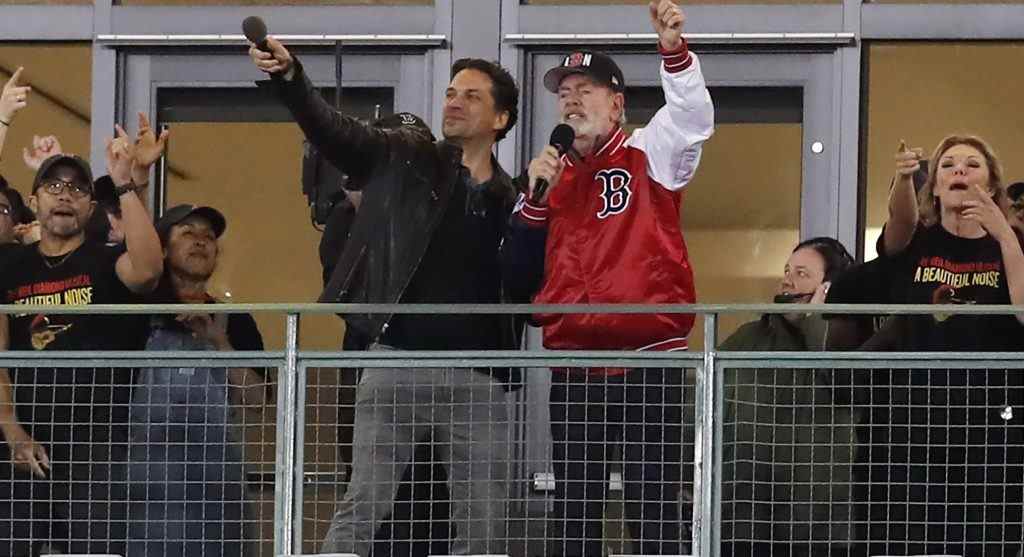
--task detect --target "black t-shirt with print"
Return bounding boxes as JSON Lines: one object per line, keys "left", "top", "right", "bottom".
{"left": 0, "top": 241, "right": 146, "bottom": 440}
{"left": 882, "top": 224, "right": 1023, "bottom": 351}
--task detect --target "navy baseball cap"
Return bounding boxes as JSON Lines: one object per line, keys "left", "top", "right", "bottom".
{"left": 374, "top": 111, "right": 435, "bottom": 141}
{"left": 156, "top": 204, "right": 226, "bottom": 243}
{"left": 33, "top": 154, "right": 94, "bottom": 195}
{"left": 543, "top": 51, "right": 625, "bottom": 94}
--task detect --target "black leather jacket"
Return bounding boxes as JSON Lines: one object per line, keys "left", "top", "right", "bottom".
{"left": 260, "top": 60, "right": 522, "bottom": 386}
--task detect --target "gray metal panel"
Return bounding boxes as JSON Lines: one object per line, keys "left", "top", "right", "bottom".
{"left": 518, "top": 3, "right": 844, "bottom": 35}
{"left": 452, "top": 0, "right": 501, "bottom": 63}
{"left": 835, "top": 0, "right": 863, "bottom": 256}
{"left": 862, "top": 3, "right": 1024, "bottom": 40}
{"left": 506, "top": 32, "right": 856, "bottom": 47}
{"left": 396, "top": 54, "right": 432, "bottom": 121}
{"left": 143, "top": 52, "right": 401, "bottom": 88}
{"left": 497, "top": 0, "right": 524, "bottom": 180}
{"left": 109, "top": 5, "right": 436, "bottom": 36}
{"left": 89, "top": 0, "right": 117, "bottom": 179}
{"left": 430, "top": 0, "right": 454, "bottom": 134}
{"left": 800, "top": 53, "right": 837, "bottom": 241}
{"left": 0, "top": 5, "right": 94, "bottom": 40}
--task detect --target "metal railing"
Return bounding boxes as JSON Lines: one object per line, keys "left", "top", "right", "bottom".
{"left": 0, "top": 303, "right": 1021, "bottom": 557}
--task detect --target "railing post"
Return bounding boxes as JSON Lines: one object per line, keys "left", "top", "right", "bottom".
{"left": 274, "top": 312, "right": 301, "bottom": 556}
{"left": 292, "top": 360, "right": 308, "bottom": 554}
{"left": 692, "top": 312, "right": 719, "bottom": 557}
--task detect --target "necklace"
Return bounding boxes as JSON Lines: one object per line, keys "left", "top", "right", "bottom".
{"left": 40, "top": 249, "right": 74, "bottom": 269}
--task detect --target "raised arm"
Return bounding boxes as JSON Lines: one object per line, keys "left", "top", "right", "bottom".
{"left": 0, "top": 67, "right": 30, "bottom": 163}
{"left": 632, "top": 1, "right": 715, "bottom": 192}
{"left": 249, "top": 37, "right": 390, "bottom": 184}
{"left": 108, "top": 124, "right": 164, "bottom": 293}
{"left": 882, "top": 141, "right": 924, "bottom": 256}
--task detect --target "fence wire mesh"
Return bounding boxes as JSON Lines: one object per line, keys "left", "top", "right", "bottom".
{"left": 297, "top": 359, "right": 697, "bottom": 557}
{"left": 0, "top": 361, "right": 278, "bottom": 557}
{"left": 2, "top": 304, "right": 1024, "bottom": 557}
{"left": 720, "top": 361, "right": 1024, "bottom": 557}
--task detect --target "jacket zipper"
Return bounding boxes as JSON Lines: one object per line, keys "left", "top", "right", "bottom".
{"left": 377, "top": 167, "right": 457, "bottom": 338}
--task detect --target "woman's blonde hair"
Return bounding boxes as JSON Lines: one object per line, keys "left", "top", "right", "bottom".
{"left": 918, "top": 134, "right": 1004, "bottom": 226}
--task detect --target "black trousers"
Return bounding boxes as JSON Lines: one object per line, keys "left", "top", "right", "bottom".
{"left": 0, "top": 439, "right": 128, "bottom": 557}
{"left": 550, "top": 368, "right": 685, "bottom": 557}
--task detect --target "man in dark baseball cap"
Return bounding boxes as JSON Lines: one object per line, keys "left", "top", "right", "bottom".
{"left": 32, "top": 154, "right": 94, "bottom": 196}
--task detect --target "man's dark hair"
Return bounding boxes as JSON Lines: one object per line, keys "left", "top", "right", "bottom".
{"left": 793, "top": 237, "right": 854, "bottom": 283}
{"left": 451, "top": 58, "right": 519, "bottom": 142}
{"left": 0, "top": 181, "right": 35, "bottom": 225}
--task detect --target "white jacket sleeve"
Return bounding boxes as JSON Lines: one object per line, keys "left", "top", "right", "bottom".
{"left": 629, "top": 50, "right": 715, "bottom": 192}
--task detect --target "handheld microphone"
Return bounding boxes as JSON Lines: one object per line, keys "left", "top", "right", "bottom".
{"left": 532, "top": 124, "right": 575, "bottom": 204}
{"left": 242, "top": 16, "right": 271, "bottom": 53}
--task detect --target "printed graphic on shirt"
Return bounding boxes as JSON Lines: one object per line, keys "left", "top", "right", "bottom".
{"left": 912, "top": 256, "right": 1002, "bottom": 322}
{"left": 7, "top": 274, "right": 94, "bottom": 350}
{"left": 596, "top": 168, "right": 633, "bottom": 219}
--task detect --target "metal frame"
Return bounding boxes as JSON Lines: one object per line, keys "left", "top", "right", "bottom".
{"left": 1, "top": 0, "right": 1018, "bottom": 248}
{"left": 1, "top": 0, "right": 1022, "bottom": 553}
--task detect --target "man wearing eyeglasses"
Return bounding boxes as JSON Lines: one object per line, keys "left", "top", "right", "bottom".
{"left": 0, "top": 131, "right": 164, "bottom": 556}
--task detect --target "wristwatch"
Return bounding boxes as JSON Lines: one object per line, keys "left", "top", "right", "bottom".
{"left": 114, "top": 181, "right": 141, "bottom": 197}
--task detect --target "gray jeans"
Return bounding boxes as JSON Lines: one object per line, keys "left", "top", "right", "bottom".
{"left": 322, "top": 355, "right": 512, "bottom": 556}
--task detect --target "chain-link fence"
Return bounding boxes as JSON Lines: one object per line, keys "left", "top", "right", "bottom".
{"left": 0, "top": 305, "right": 1022, "bottom": 557}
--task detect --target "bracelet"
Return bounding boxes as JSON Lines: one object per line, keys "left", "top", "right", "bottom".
{"left": 114, "top": 182, "right": 141, "bottom": 197}
{"left": 0, "top": 118, "right": 9, "bottom": 127}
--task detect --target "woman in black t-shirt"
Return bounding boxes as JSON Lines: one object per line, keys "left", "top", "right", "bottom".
{"left": 855, "top": 135, "right": 1024, "bottom": 556}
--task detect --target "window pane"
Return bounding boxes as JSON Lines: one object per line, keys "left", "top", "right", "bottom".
{"left": 863, "top": 42, "right": 1024, "bottom": 259}
{"left": 118, "top": 0, "right": 429, "bottom": 5}
{"left": 527, "top": 0, "right": 837, "bottom": 5}
{"left": 623, "top": 86, "right": 802, "bottom": 347}
{"left": 0, "top": 43, "right": 91, "bottom": 195}
{"left": 164, "top": 122, "right": 345, "bottom": 351}
{"left": 685, "top": 123, "right": 802, "bottom": 348}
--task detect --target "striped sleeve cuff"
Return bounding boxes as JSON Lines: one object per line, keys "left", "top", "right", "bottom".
{"left": 659, "top": 39, "right": 692, "bottom": 74}
{"left": 517, "top": 201, "right": 549, "bottom": 227}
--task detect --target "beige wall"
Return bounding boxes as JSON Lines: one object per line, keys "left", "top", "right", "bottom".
{"left": 164, "top": 122, "right": 344, "bottom": 351}
{"left": 0, "top": 44, "right": 91, "bottom": 193}
{"left": 863, "top": 42, "right": 1024, "bottom": 258}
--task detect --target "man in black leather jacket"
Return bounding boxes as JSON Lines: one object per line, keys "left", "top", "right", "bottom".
{"left": 251, "top": 38, "right": 520, "bottom": 555}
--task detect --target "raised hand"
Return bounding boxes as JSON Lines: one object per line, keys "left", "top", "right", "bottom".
{"left": 526, "top": 145, "right": 565, "bottom": 204}
{"left": 22, "top": 135, "right": 63, "bottom": 171}
{"left": 0, "top": 67, "right": 30, "bottom": 125}
{"left": 131, "top": 112, "right": 169, "bottom": 185}
{"left": 12, "top": 221, "right": 40, "bottom": 245}
{"left": 809, "top": 281, "right": 831, "bottom": 305}
{"left": 177, "top": 313, "right": 230, "bottom": 349}
{"left": 961, "top": 183, "right": 1014, "bottom": 243}
{"left": 649, "top": 0, "right": 685, "bottom": 51}
{"left": 248, "top": 36, "right": 294, "bottom": 76}
{"left": 895, "top": 139, "right": 925, "bottom": 179}
{"left": 106, "top": 125, "right": 135, "bottom": 186}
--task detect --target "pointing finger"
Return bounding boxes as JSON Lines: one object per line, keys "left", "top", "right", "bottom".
{"left": 5, "top": 66, "right": 24, "bottom": 89}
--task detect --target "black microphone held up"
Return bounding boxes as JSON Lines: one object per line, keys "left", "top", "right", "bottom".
{"left": 532, "top": 124, "right": 575, "bottom": 204}
{"left": 242, "top": 16, "right": 271, "bottom": 53}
